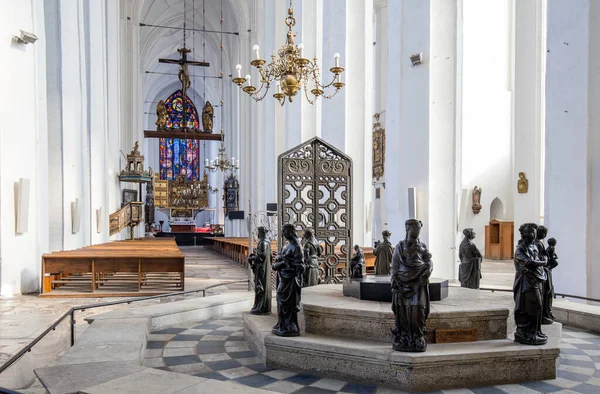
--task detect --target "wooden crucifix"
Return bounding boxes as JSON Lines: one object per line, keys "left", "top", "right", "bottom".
{"left": 158, "top": 47, "right": 208, "bottom": 132}
{"left": 144, "top": 47, "right": 221, "bottom": 141}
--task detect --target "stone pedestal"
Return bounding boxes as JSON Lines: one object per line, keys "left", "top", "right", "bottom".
{"left": 342, "top": 275, "right": 448, "bottom": 302}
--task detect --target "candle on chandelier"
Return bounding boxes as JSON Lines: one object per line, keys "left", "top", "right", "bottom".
{"left": 236, "top": 64, "right": 242, "bottom": 78}
{"left": 298, "top": 43, "right": 304, "bottom": 58}
{"left": 245, "top": 74, "right": 251, "bottom": 86}
{"left": 231, "top": 157, "right": 235, "bottom": 164}
{"left": 253, "top": 45, "right": 260, "bottom": 60}
{"left": 334, "top": 53, "right": 340, "bottom": 68}
{"left": 205, "top": 159, "right": 209, "bottom": 166}
{"left": 276, "top": 81, "right": 281, "bottom": 94}
{"left": 236, "top": 159, "right": 239, "bottom": 167}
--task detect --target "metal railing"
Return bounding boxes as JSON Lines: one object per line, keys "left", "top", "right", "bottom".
{"left": 0, "top": 279, "right": 250, "bottom": 375}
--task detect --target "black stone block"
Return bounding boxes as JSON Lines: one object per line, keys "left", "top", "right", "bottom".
{"left": 342, "top": 275, "right": 448, "bottom": 302}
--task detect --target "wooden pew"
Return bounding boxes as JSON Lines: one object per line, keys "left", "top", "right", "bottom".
{"left": 41, "top": 238, "right": 185, "bottom": 297}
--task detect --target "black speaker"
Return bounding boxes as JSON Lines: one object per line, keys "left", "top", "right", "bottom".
{"left": 266, "top": 203, "right": 277, "bottom": 216}
{"left": 228, "top": 210, "right": 245, "bottom": 220}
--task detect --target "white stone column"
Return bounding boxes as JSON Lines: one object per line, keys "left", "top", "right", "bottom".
{"left": 300, "top": 0, "right": 323, "bottom": 141}
{"left": 429, "top": 0, "right": 458, "bottom": 279}
{"left": 513, "top": 0, "right": 546, "bottom": 237}
{"left": 321, "top": 0, "right": 346, "bottom": 148}
{"left": 345, "top": 0, "right": 373, "bottom": 246}
{"left": 385, "top": 1, "right": 430, "bottom": 244}
{"left": 545, "top": 0, "right": 600, "bottom": 298}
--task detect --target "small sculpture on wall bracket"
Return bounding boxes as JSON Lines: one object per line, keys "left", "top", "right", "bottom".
{"left": 272, "top": 224, "right": 304, "bottom": 337}
{"left": 472, "top": 186, "right": 482, "bottom": 215}
{"left": 155, "top": 100, "right": 167, "bottom": 131}
{"left": 391, "top": 219, "right": 433, "bottom": 352}
{"left": 372, "top": 113, "right": 386, "bottom": 181}
{"left": 459, "top": 228, "right": 483, "bottom": 289}
{"left": 543, "top": 237, "right": 559, "bottom": 324}
{"left": 349, "top": 245, "right": 365, "bottom": 279}
{"left": 202, "top": 101, "right": 214, "bottom": 133}
{"left": 517, "top": 172, "right": 529, "bottom": 194}
{"left": 248, "top": 226, "right": 272, "bottom": 315}
{"left": 302, "top": 229, "right": 322, "bottom": 287}
{"left": 513, "top": 223, "right": 547, "bottom": 345}
{"left": 374, "top": 230, "right": 394, "bottom": 276}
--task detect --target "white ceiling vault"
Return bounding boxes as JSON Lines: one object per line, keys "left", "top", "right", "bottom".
{"left": 125, "top": 0, "right": 250, "bottom": 125}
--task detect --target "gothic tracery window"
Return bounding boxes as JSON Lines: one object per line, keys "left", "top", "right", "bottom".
{"left": 159, "top": 90, "right": 201, "bottom": 181}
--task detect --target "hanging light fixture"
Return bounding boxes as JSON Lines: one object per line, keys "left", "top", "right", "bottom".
{"left": 205, "top": 131, "right": 239, "bottom": 173}
{"left": 231, "top": 0, "right": 345, "bottom": 106}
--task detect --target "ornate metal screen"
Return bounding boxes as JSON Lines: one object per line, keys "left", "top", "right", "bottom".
{"left": 278, "top": 137, "right": 352, "bottom": 283}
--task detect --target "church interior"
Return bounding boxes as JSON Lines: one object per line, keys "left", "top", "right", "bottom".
{"left": 1, "top": 0, "right": 600, "bottom": 393}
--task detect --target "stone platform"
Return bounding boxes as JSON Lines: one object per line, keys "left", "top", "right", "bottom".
{"left": 343, "top": 276, "right": 448, "bottom": 302}
{"left": 244, "top": 284, "right": 561, "bottom": 392}
{"left": 308, "top": 284, "right": 510, "bottom": 343}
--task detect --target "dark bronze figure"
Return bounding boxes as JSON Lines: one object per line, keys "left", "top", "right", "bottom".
{"left": 248, "top": 227, "right": 272, "bottom": 315}
{"left": 391, "top": 220, "right": 433, "bottom": 352}
{"left": 302, "top": 229, "right": 322, "bottom": 287}
{"left": 272, "top": 224, "right": 304, "bottom": 337}
{"left": 513, "top": 223, "right": 547, "bottom": 345}
{"left": 349, "top": 245, "right": 365, "bottom": 279}
{"left": 543, "top": 236, "right": 559, "bottom": 324}
{"left": 374, "top": 230, "right": 394, "bottom": 275}
{"left": 458, "top": 228, "right": 483, "bottom": 289}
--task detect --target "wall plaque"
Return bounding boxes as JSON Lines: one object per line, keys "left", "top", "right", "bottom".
{"left": 435, "top": 328, "right": 478, "bottom": 343}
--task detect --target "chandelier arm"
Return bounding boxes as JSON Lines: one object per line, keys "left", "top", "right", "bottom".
{"left": 302, "top": 84, "right": 316, "bottom": 105}
{"left": 318, "top": 74, "right": 339, "bottom": 89}
{"left": 322, "top": 88, "right": 341, "bottom": 100}
{"left": 250, "top": 80, "right": 271, "bottom": 102}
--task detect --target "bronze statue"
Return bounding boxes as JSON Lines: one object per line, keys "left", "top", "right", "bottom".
{"left": 374, "top": 230, "right": 394, "bottom": 275}
{"left": 458, "top": 228, "right": 482, "bottom": 289}
{"left": 391, "top": 220, "right": 433, "bottom": 352}
{"left": 513, "top": 223, "right": 547, "bottom": 345}
{"left": 472, "top": 186, "right": 482, "bottom": 214}
{"left": 202, "top": 101, "right": 214, "bottom": 133}
{"left": 301, "top": 229, "right": 321, "bottom": 287}
{"left": 248, "top": 227, "right": 272, "bottom": 315}
{"left": 349, "top": 245, "right": 365, "bottom": 279}
{"left": 272, "top": 224, "right": 304, "bottom": 337}
{"left": 517, "top": 172, "right": 529, "bottom": 193}
{"left": 543, "top": 237, "right": 559, "bottom": 324}
{"left": 155, "top": 100, "right": 168, "bottom": 131}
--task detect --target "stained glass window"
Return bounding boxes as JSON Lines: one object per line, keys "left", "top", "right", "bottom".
{"left": 159, "top": 90, "right": 201, "bottom": 181}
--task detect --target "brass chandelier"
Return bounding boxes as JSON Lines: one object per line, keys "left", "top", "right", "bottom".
{"left": 232, "top": 0, "right": 345, "bottom": 105}
{"left": 205, "top": 131, "right": 240, "bottom": 173}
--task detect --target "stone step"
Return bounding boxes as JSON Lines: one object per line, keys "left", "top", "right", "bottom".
{"left": 301, "top": 284, "right": 511, "bottom": 343}
{"left": 244, "top": 312, "right": 561, "bottom": 393}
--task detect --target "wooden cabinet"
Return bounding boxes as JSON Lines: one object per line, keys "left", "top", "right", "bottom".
{"left": 484, "top": 220, "right": 514, "bottom": 260}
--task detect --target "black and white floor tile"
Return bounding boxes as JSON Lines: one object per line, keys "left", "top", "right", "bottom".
{"left": 143, "top": 316, "right": 600, "bottom": 394}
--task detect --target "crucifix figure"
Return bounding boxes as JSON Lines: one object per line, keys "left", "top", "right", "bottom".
{"left": 159, "top": 47, "right": 209, "bottom": 132}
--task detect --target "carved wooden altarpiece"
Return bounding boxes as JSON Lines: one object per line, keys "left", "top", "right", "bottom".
{"left": 278, "top": 137, "right": 352, "bottom": 283}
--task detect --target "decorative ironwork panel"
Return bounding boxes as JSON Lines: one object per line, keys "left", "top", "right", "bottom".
{"left": 278, "top": 137, "right": 352, "bottom": 283}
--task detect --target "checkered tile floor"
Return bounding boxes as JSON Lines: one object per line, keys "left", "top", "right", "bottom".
{"left": 144, "top": 316, "right": 600, "bottom": 394}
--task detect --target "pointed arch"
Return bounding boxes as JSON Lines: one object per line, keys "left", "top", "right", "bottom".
{"left": 159, "top": 90, "right": 201, "bottom": 181}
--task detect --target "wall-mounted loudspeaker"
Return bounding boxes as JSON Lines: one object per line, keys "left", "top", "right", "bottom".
{"left": 228, "top": 210, "right": 245, "bottom": 220}
{"left": 71, "top": 198, "right": 82, "bottom": 234}
{"left": 96, "top": 207, "right": 103, "bottom": 233}
{"left": 15, "top": 178, "right": 30, "bottom": 234}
